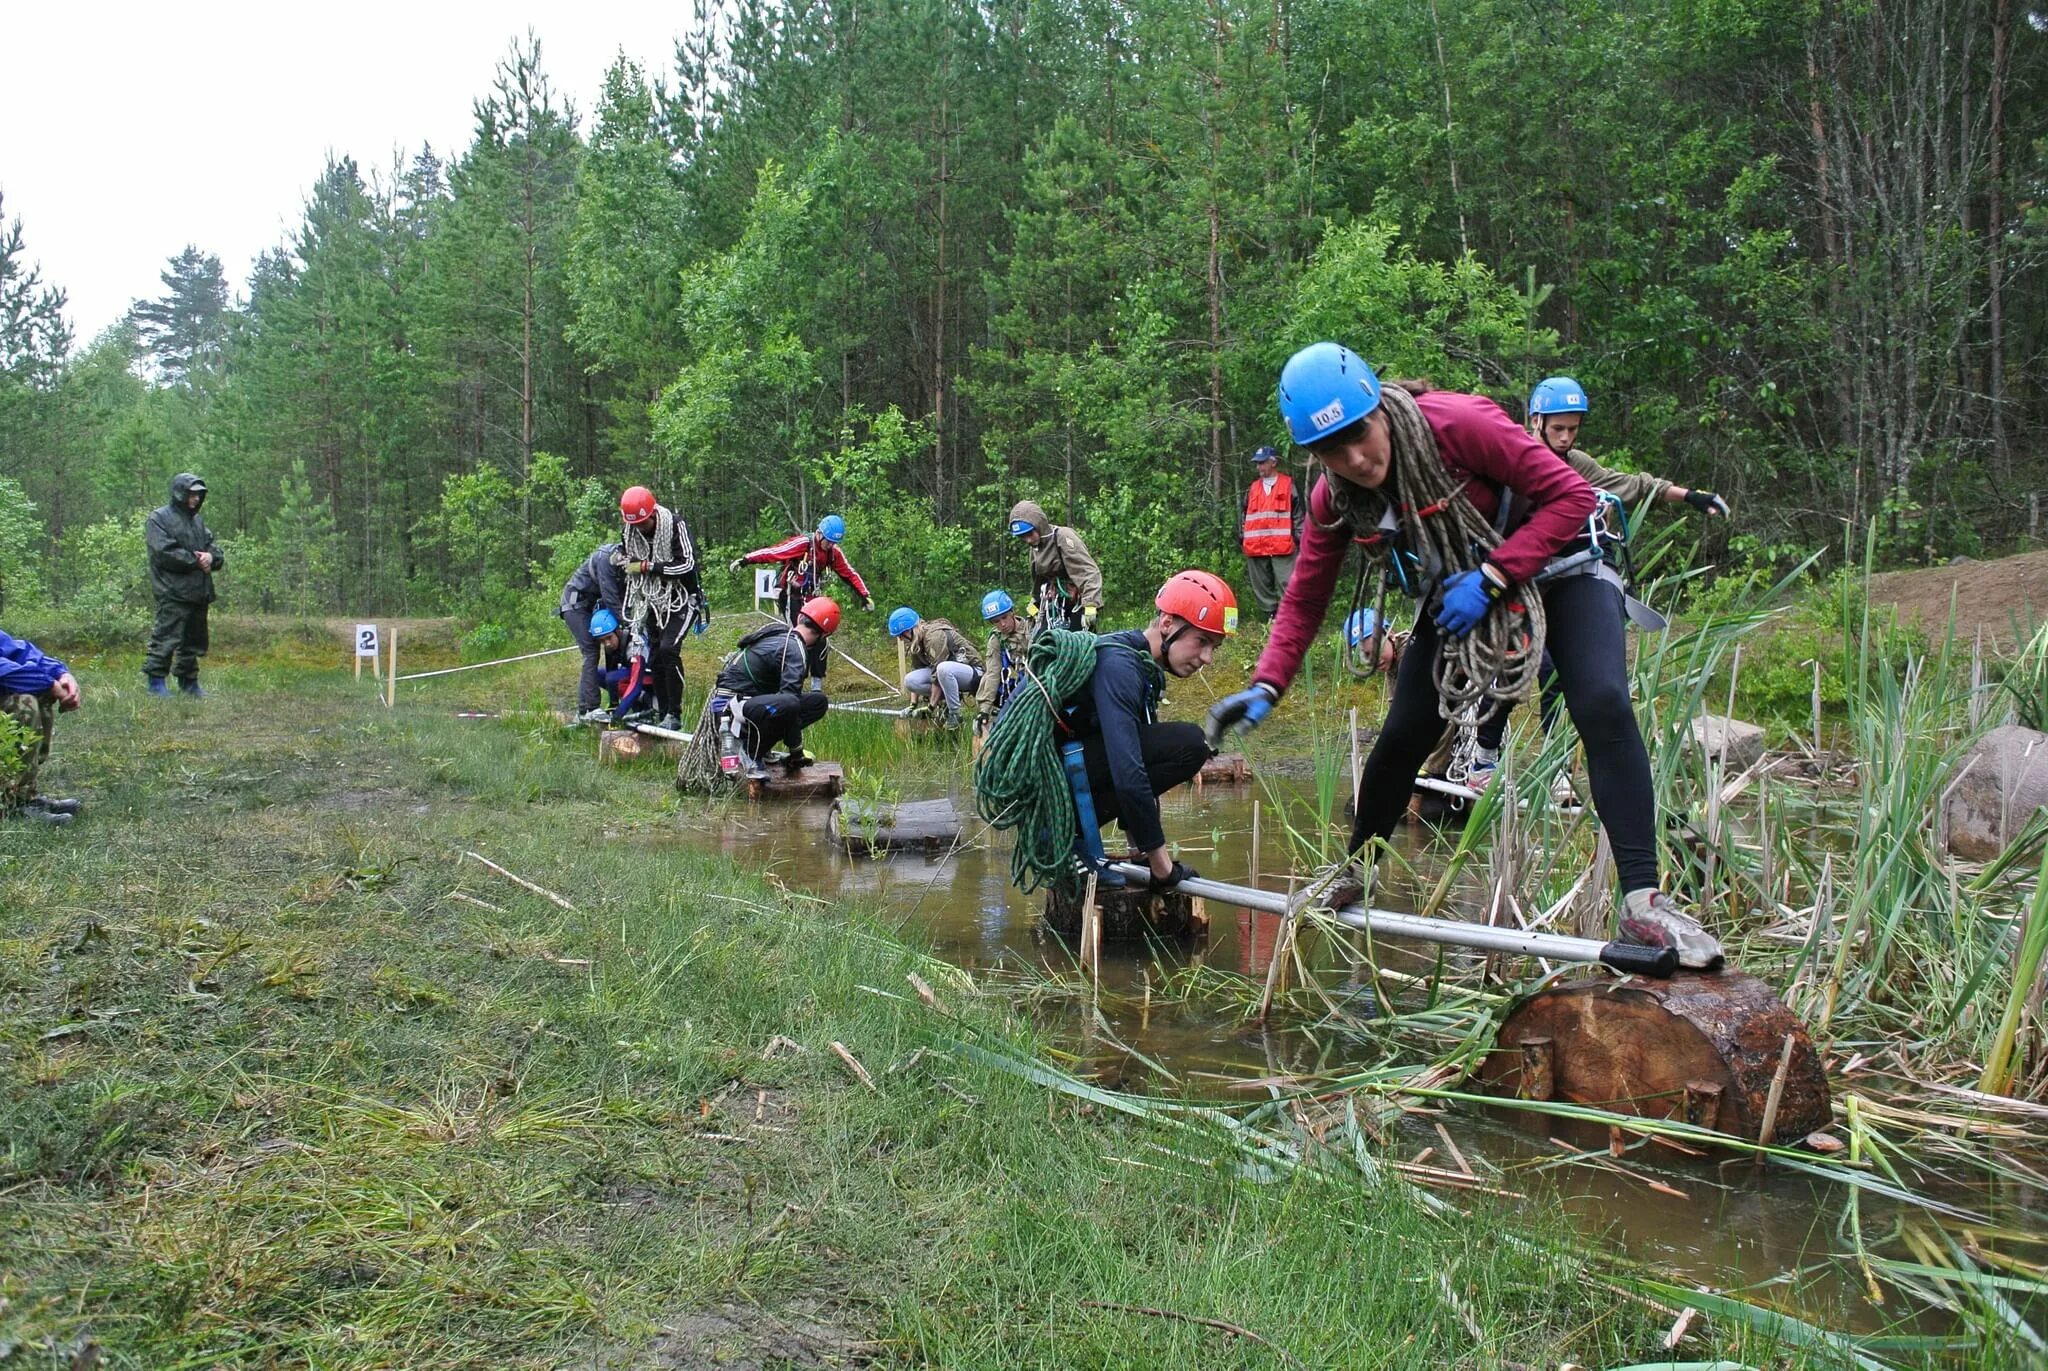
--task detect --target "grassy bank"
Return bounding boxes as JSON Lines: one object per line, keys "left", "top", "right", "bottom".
{"left": 0, "top": 640, "right": 1808, "bottom": 1369}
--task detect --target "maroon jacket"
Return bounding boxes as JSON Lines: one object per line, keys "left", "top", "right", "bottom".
{"left": 1253, "top": 389, "right": 1596, "bottom": 696}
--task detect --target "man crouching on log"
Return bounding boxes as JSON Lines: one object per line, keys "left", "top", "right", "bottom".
{"left": 713, "top": 596, "right": 840, "bottom": 780}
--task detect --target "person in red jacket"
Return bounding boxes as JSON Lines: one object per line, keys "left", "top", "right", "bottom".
{"left": 1240, "top": 445, "right": 1300, "bottom": 617}
{"left": 1206, "top": 343, "right": 1720, "bottom": 970}
{"left": 730, "top": 513, "right": 874, "bottom": 625}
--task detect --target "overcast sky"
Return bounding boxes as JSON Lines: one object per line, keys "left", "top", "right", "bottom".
{"left": 0, "top": 2, "right": 695, "bottom": 345}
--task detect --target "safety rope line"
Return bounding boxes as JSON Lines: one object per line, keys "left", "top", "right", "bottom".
{"left": 395, "top": 644, "right": 580, "bottom": 681}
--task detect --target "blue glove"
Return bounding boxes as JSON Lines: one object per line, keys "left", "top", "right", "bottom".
{"left": 1435, "top": 568, "right": 1503, "bottom": 638}
{"left": 1205, "top": 683, "right": 1277, "bottom": 749}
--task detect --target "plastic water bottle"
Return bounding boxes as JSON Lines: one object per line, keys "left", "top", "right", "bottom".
{"left": 713, "top": 698, "right": 742, "bottom": 774}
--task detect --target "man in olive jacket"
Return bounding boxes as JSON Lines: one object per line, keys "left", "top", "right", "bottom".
{"left": 144, "top": 472, "right": 224, "bottom": 697}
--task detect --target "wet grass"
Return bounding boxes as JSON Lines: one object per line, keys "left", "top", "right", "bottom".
{"left": 0, "top": 631, "right": 1787, "bottom": 1369}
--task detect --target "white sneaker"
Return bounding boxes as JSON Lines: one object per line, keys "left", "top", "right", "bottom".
{"left": 1549, "top": 772, "right": 1583, "bottom": 812}
{"left": 1620, "top": 888, "right": 1724, "bottom": 970}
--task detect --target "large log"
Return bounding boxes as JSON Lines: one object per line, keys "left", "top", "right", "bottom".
{"left": 1043, "top": 882, "right": 1208, "bottom": 942}
{"left": 746, "top": 760, "right": 845, "bottom": 802}
{"left": 1475, "top": 970, "right": 1830, "bottom": 1142}
{"left": 829, "top": 797, "right": 966, "bottom": 854}
{"left": 599, "top": 728, "right": 681, "bottom": 764}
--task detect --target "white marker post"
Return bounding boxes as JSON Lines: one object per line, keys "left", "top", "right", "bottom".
{"left": 753, "top": 567, "right": 780, "bottom": 616}
{"left": 354, "top": 623, "right": 380, "bottom": 683}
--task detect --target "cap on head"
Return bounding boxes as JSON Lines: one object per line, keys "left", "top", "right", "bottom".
{"left": 1251, "top": 445, "right": 1279, "bottom": 466}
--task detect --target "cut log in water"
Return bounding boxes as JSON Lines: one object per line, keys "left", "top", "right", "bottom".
{"left": 828, "top": 797, "right": 966, "bottom": 854}
{"left": 1193, "top": 752, "right": 1249, "bottom": 790}
{"left": 1044, "top": 881, "right": 1208, "bottom": 943}
{"left": 1476, "top": 970, "right": 1831, "bottom": 1142}
{"left": 747, "top": 761, "right": 845, "bottom": 802}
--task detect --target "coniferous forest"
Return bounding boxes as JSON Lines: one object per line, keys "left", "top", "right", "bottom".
{"left": 2, "top": 0, "right": 2045, "bottom": 632}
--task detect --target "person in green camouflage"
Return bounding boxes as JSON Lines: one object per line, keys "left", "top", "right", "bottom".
{"left": 1, "top": 627, "right": 81, "bottom": 826}
{"left": 143, "top": 472, "right": 224, "bottom": 697}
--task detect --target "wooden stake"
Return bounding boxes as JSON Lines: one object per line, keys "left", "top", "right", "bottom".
{"left": 896, "top": 636, "right": 908, "bottom": 696}
{"left": 1349, "top": 706, "right": 1362, "bottom": 797}
{"left": 354, "top": 640, "right": 363, "bottom": 682}
{"left": 1249, "top": 799, "right": 1261, "bottom": 886}
{"left": 1080, "top": 871, "right": 1100, "bottom": 980}
{"left": 386, "top": 626, "right": 398, "bottom": 708}
{"left": 1756, "top": 1032, "right": 1799, "bottom": 1158}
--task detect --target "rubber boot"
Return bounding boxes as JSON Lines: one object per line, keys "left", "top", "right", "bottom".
{"left": 180, "top": 681, "right": 206, "bottom": 698}
{"left": 145, "top": 676, "right": 170, "bottom": 697}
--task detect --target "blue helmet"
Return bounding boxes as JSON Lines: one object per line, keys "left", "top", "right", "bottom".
{"left": 980, "top": 589, "right": 1015, "bottom": 621}
{"left": 1528, "top": 376, "right": 1589, "bottom": 417}
{"left": 1278, "top": 342, "right": 1382, "bottom": 446}
{"left": 1251, "top": 444, "right": 1279, "bottom": 466}
{"left": 1007, "top": 519, "right": 1035, "bottom": 537}
{"left": 817, "top": 513, "right": 846, "bottom": 543}
{"left": 1344, "top": 607, "right": 1381, "bottom": 647}
{"left": 888, "top": 607, "right": 921, "bottom": 637}
{"left": 589, "top": 607, "right": 620, "bottom": 637}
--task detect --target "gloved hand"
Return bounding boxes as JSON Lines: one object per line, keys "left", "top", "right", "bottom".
{"left": 1205, "top": 683, "right": 1278, "bottom": 749}
{"left": 1683, "top": 489, "right": 1730, "bottom": 518}
{"left": 610, "top": 550, "right": 631, "bottom": 568}
{"left": 1149, "top": 859, "right": 1198, "bottom": 891}
{"left": 1435, "top": 566, "right": 1504, "bottom": 638}
{"left": 861, "top": 596, "right": 875, "bottom": 612}
{"left": 727, "top": 557, "right": 746, "bottom": 573}
{"left": 1081, "top": 606, "right": 1099, "bottom": 630}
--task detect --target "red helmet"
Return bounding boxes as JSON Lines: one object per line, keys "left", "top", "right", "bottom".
{"left": 1155, "top": 570, "right": 1238, "bottom": 637}
{"left": 619, "top": 485, "right": 656, "bottom": 525}
{"left": 798, "top": 596, "right": 842, "bottom": 635}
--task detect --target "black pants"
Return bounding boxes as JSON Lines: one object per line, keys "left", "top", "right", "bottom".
{"left": 144, "top": 598, "right": 209, "bottom": 683}
{"left": 1351, "top": 575, "right": 1658, "bottom": 892}
{"left": 1476, "top": 649, "right": 1563, "bottom": 753}
{"left": 740, "top": 691, "right": 829, "bottom": 757}
{"left": 1077, "top": 721, "right": 1210, "bottom": 849}
{"left": 649, "top": 615, "right": 688, "bottom": 716}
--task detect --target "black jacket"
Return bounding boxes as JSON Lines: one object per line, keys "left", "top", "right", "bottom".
{"left": 146, "top": 473, "right": 223, "bottom": 604}
{"left": 560, "top": 543, "right": 626, "bottom": 616}
{"left": 1065, "top": 629, "right": 1168, "bottom": 851}
{"left": 716, "top": 623, "right": 828, "bottom": 697}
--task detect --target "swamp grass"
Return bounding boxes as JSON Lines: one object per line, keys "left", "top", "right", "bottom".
{"left": 0, "top": 638, "right": 1794, "bottom": 1368}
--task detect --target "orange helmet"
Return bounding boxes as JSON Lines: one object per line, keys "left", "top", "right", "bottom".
{"left": 1155, "top": 570, "right": 1238, "bottom": 637}
{"left": 798, "top": 596, "right": 842, "bottom": 635}
{"left": 619, "top": 485, "right": 657, "bottom": 525}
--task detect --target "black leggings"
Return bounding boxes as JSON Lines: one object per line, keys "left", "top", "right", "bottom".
{"left": 1350, "top": 575, "right": 1658, "bottom": 892}
{"left": 1077, "top": 722, "right": 1211, "bottom": 847}
{"left": 1475, "top": 650, "right": 1563, "bottom": 753}
{"left": 648, "top": 615, "right": 688, "bottom": 716}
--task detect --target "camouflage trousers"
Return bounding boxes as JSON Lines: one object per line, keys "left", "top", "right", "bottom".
{"left": 0, "top": 691, "right": 56, "bottom": 813}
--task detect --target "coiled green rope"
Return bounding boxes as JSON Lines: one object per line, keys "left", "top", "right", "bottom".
{"left": 972, "top": 627, "right": 1101, "bottom": 893}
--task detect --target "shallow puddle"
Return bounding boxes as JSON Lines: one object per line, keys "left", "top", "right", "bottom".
{"left": 670, "top": 768, "right": 2040, "bottom": 1338}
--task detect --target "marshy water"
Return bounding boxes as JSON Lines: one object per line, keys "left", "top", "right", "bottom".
{"left": 666, "top": 768, "right": 2045, "bottom": 1341}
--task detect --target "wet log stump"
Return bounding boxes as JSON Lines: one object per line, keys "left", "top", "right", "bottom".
{"left": 599, "top": 729, "right": 680, "bottom": 764}
{"left": 829, "top": 798, "right": 965, "bottom": 854}
{"left": 1043, "top": 883, "right": 1208, "bottom": 943}
{"left": 1475, "top": 970, "right": 1830, "bottom": 1142}
{"left": 746, "top": 761, "right": 845, "bottom": 802}
{"left": 1193, "top": 753, "right": 1249, "bottom": 790}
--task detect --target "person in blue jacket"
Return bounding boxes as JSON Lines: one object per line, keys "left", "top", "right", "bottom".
{"left": 1, "top": 627, "right": 82, "bottom": 826}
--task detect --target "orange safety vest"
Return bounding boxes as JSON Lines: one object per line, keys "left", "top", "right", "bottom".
{"left": 1242, "top": 473, "right": 1297, "bottom": 557}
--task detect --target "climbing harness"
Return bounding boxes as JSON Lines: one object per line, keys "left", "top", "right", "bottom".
{"left": 1319, "top": 384, "right": 1546, "bottom": 746}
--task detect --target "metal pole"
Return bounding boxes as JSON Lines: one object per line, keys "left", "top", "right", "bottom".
{"left": 1104, "top": 863, "right": 1675, "bottom": 975}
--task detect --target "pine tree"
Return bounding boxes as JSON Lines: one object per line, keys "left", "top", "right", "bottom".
{"left": 127, "top": 245, "right": 229, "bottom": 384}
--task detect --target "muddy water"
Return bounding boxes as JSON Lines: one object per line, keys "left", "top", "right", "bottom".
{"left": 678, "top": 774, "right": 2033, "bottom": 1334}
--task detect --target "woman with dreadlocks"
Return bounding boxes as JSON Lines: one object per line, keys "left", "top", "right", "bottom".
{"left": 614, "top": 485, "right": 707, "bottom": 732}
{"left": 1206, "top": 343, "right": 1721, "bottom": 969}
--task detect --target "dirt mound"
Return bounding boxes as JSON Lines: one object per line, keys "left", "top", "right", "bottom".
{"left": 1868, "top": 551, "right": 2048, "bottom": 648}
